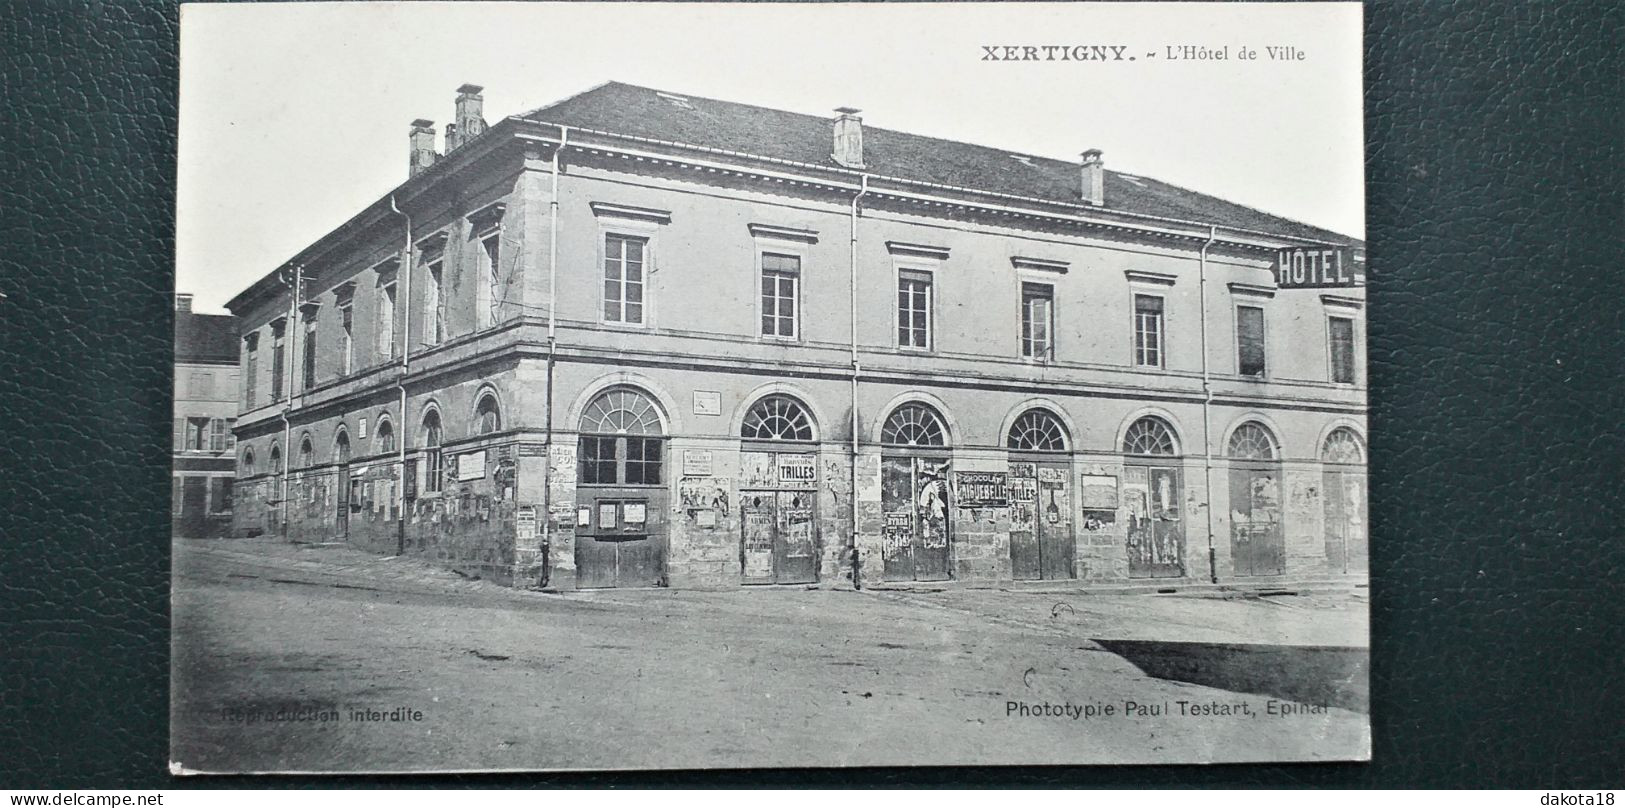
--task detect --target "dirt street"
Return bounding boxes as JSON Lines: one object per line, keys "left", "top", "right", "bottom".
{"left": 170, "top": 537, "right": 1370, "bottom": 773}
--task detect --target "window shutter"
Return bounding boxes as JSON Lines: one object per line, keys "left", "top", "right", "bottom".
{"left": 173, "top": 418, "right": 186, "bottom": 451}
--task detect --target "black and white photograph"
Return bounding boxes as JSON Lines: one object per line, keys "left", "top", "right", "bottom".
{"left": 170, "top": 1, "right": 1370, "bottom": 773}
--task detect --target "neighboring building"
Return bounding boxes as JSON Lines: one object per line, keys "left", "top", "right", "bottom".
{"left": 174, "top": 294, "right": 239, "bottom": 537}
{"left": 227, "top": 81, "right": 1367, "bottom": 589}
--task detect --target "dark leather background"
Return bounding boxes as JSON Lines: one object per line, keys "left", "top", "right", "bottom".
{"left": 0, "top": 0, "right": 1619, "bottom": 788}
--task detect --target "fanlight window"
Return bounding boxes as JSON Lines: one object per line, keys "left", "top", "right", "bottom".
{"left": 881, "top": 402, "right": 947, "bottom": 447}
{"left": 334, "top": 430, "right": 351, "bottom": 464}
{"left": 269, "top": 446, "right": 282, "bottom": 474}
{"left": 742, "top": 395, "right": 815, "bottom": 441}
{"left": 375, "top": 419, "right": 395, "bottom": 453}
{"left": 242, "top": 449, "right": 256, "bottom": 477}
{"left": 580, "top": 388, "right": 664, "bottom": 435}
{"left": 1321, "top": 427, "right": 1365, "bottom": 464}
{"left": 298, "top": 436, "right": 314, "bottom": 468}
{"left": 1008, "top": 409, "right": 1068, "bottom": 452}
{"left": 1122, "top": 416, "right": 1178, "bottom": 456}
{"left": 1228, "top": 422, "right": 1278, "bottom": 460}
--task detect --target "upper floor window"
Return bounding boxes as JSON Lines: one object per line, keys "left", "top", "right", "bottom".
{"left": 1008, "top": 408, "right": 1068, "bottom": 452}
{"left": 881, "top": 402, "right": 948, "bottom": 447}
{"left": 188, "top": 371, "right": 214, "bottom": 398}
{"left": 897, "top": 270, "right": 933, "bottom": 350}
{"left": 480, "top": 233, "right": 502, "bottom": 329}
{"left": 301, "top": 314, "right": 318, "bottom": 390}
{"left": 211, "top": 418, "right": 233, "bottom": 453}
{"left": 1133, "top": 294, "right": 1165, "bottom": 368}
{"left": 270, "top": 320, "right": 287, "bottom": 402}
{"left": 759, "top": 253, "right": 801, "bottom": 339}
{"left": 377, "top": 282, "right": 398, "bottom": 361}
{"left": 1021, "top": 282, "right": 1054, "bottom": 361}
{"left": 603, "top": 234, "right": 647, "bottom": 325}
{"left": 243, "top": 334, "right": 258, "bottom": 407}
{"left": 1329, "top": 316, "right": 1356, "bottom": 384}
{"left": 475, "top": 394, "right": 502, "bottom": 435}
{"left": 424, "top": 260, "right": 445, "bottom": 346}
{"left": 1237, "top": 305, "right": 1266, "bottom": 378}
{"left": 741, "top": 395, "right": 815, "bottom": 441}
{"left": 338, "top": 300, "right": 354, "bottom": 376}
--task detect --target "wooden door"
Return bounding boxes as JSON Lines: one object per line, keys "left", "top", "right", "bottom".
{"left": 1011, "top": 461, "right": 1076, "bottom": 581}
{"left": 1125, "top": 464, "right": 1185, "bottom": 578}
{"left": 336, "top": 466, "right": 350, "bottom": 537}
{"left": 576, "top": 496, "right": 666, "bottom": 589}
{"left": 881, "top": 456, "right": 952, "bottom": 582}
{"left": 1230, "top": 464, "right": 1285, "bottom": 576}
{"left": 1323, "top": 468, "right": 1367, "bottom": 574}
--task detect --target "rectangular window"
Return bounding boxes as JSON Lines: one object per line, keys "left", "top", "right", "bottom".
{"left": 898, "top": 270, "right": 933, "bottom": 349}
{"left": 209, "top": 418, "right": 227, "bottom": 452}
{"left": 1021, "top": 282, "right": 1054, "bottom": 360}
{"left": 625, "top": 438, "right": 663, "bottom": 485}
{"left": 189, "top": 372, "right": 213, "bottom": 398}
{"left": 339, "top": 302, "right": 354, "bottom": 375}
{"left": 760, "top": 253, "right": 799, "bottom": 339}
{"left": 425, "top": 261, "right": 445, "bottom": 345}
{"left": 270, "top": 321, "right": 286, "bottom": 401}
{"left": 302, "top": 316, "right": 317, "bottom": 390}
{"left": 1329, "top": 316, "right": 1356, "bottom": 383}
{"left": 1237, "top": 305, "right": 1267, "bottom": 377}
{"left": 186, "top": 417, "right": 209, "bottom": 451}
{"left": 1134, "top": 294, "right": 1165, "bottom": 368}
{"left": 603, "top": 234, "right": 647, "bottom": 325}
{"left": 425, "top": 449, "right": 443, "bottom": 494}
{"left": 579, "top": 436, "right": 618, "bottom": 484}
{"left": 378, "top": 283, "right": 397, "bottom": 360}
{"left": 243, "top": 336, "right": 258, "bottom": 408}
{"left": 481, "top": 234, "right": 501, "bottom": 329}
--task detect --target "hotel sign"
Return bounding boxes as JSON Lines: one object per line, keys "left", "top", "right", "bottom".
{"left": 1273, "top": 246, "right": 1361, "bottom": 289}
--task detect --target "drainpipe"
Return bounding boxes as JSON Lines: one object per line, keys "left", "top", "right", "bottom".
{"left": 390, "top": 195, "right": 413, "bottom": 555}
{"left": 278, "top": 262, "right": 302, "bottom": 538}
{"left": 541, "top": 125, "right": 568, "bottom": 588}
{"left": 1198, "top": 225, "right": 1218, "bottom": 584}
{"left": 848, "top": 174, "right": 869, "bottom": 589}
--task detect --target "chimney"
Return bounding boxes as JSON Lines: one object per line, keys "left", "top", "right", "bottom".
{"left": 831, "top": 107, "right": 865, "bottom": 169}
{"left": 175, "top": 293, "right": 193, "bottom": 313}
{"left": 449, "top": 83, "right": 487, "bottom": 151}
{"left": 1080, "top": 149, "right": 1105, "bottom": 206}
{"left": 409, "top": 119, "right": 438, "bottom": 177}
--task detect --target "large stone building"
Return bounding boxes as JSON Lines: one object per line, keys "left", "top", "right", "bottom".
{"left": 228, "top": 81, "right": 1367, "bottom": 590}
{"left": 174, "top": 294, "right": 239, "bottom": 537}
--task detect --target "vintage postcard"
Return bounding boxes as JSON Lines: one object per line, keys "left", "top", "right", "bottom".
{"left": 171, "top": 1, "right": 1369, "bottom": 773}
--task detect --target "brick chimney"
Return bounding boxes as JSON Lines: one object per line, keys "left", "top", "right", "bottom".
{"left": 409, "top": 119, "right": 438, "bottom": 177}
{"left": 832, "top": 107, "right": 866, "bottom": 169}
{"left": 175, "top": 293, "right": 193, "bottom": 312}
{"left": 448, "top": 84, "right": 487, "bottom": 151}
{"left": 1080, "top": 149, "right": 1105, "bottom": 206}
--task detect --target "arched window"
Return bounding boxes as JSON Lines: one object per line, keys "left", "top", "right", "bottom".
{"left": 1321, "top": 427, "right": 1365, "bottom": 464}
{"left": 298, "top": 435, "right": 314, "bottom": 468}
{"left": 1122, "top": 416, "right": 1178, "bottom": 456}
{"left": 376, "top": 418, "right": 395, "bottom": 453}
{"left": 475, "top": 394, "right": 502, "bottom": 435}
{"left": 242, "top": 448, "right": 256, "bottom": 477}
{"left": 422, "top": 409, "right": 444, "bottom": 494}
{"left": 269, "top": 445, "right": 282, "bottom": 474}
{"left": 1228, "top": 422, "right": 1278, "bottom": 460}
{"left": 1007, "top": 408, "right": 1068, "bottom": 452}
{"left": 579, "top": 387, "right": 666, "bottom": 486}
{"left": 334, "top": 428, "right": 351, "bottom": 464}
{"left": 741, "top": 395, "right": 815, "bottom": 441}
{"left": 881, "top": 402, "right": 948, "bottom": 447}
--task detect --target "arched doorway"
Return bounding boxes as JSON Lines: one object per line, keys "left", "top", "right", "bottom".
{"left": 880, "top": 402, "right": 953, "bottom": 582}
{"left": 738, "top": 394, "right": 819, "bottom": 585}
{"left": 1321, "top": 427, "right": 1367, "bottom": 574}
{"left": 1007, "top": 408, "right": 1074, "bottom": 581}
{"left": 334, "top": 428, "right": 351, "bottom": 537}
{"left": 1228, "top": 422, "right": 1285, "bottom": 577}
{"left": 576, "top": 387, "right": 667, "bottom": 589}
{"left": 1122, "top": 416, "right": 1185, "bottom": 578}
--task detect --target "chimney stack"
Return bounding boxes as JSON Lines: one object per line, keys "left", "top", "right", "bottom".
{"left": 832, "top": 107, "right": 866, "bottom": 169}
{"left": 449, "top": 84, "right": 487, "bottom": 151}
{"left": 175, "top": 293, "right": 193, "bottom": 313}
{"left": 1080, "top": 149, "right": 1105, "bottom": 206}
{"left": 409, "top": 119, "right": 438, "bottom": 177}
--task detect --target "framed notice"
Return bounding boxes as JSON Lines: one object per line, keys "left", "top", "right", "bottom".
{"left": 683, "top": 449, "right": 714, "bottom": 477}
{"left": 456, "top": 450, "right": 487, "bottom": 481}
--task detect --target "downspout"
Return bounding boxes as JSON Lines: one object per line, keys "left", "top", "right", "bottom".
{"left": 1198, "top": 225, "right": 1218, "bottom": 584}
{"left": 390, "top": 195, "right": 413, "bottom": 555}
{"left": 848, "top": 174, "right": 869, "bottom": 589}
{"left": 541, "top": 125, "right": 568, "bottom": 588}
{"left": 279, "top": 263, "right": 300, "bottom": 538}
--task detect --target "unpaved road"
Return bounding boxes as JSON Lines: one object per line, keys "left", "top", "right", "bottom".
{"left": 171, "top": 537, "right": 1369, "bottom": 772}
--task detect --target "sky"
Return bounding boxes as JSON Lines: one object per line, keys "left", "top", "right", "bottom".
{"left": 177, "top": 2, "right": 1365, "bottom": 314}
